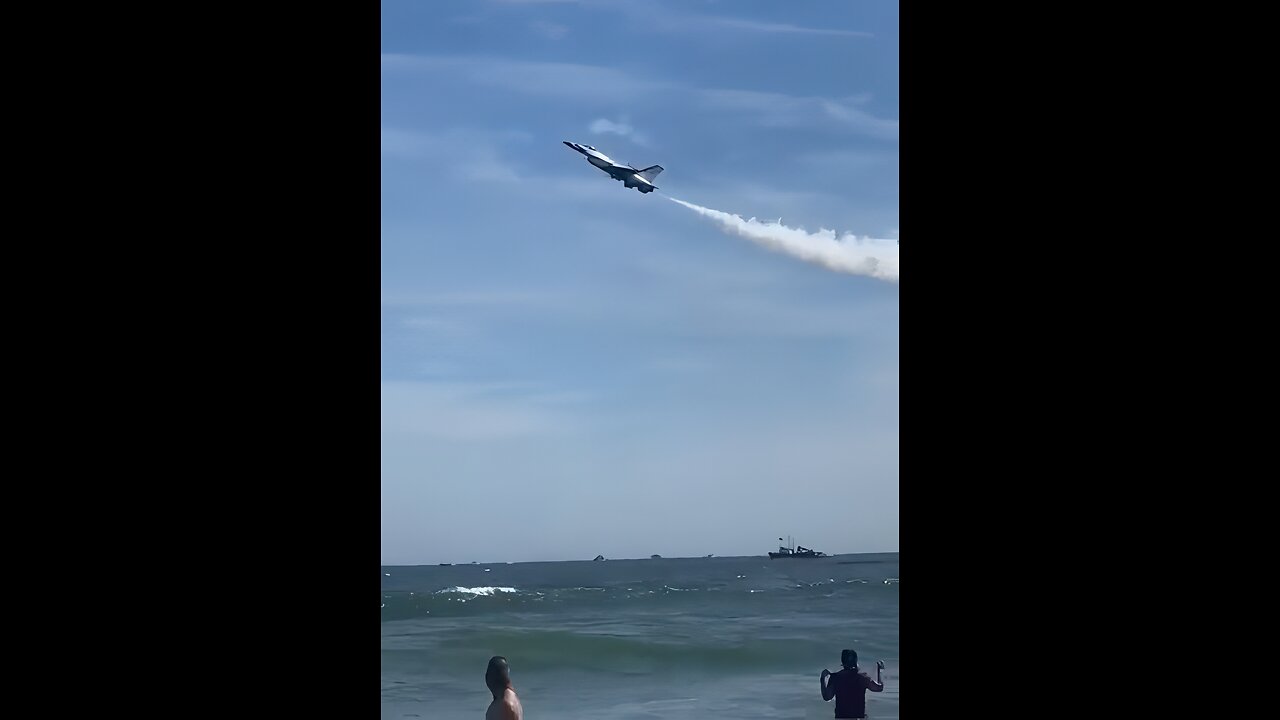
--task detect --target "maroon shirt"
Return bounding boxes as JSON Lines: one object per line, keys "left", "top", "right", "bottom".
{"left": 828, "top": 669, "right": 873, "bottom": 718}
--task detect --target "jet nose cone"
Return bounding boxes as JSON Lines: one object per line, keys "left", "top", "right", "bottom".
{"left": 563, "top": 141, "right": 575, "bottom": 148}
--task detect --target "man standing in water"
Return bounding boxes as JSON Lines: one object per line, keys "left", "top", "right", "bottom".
{"left": 820, "top": 649, "right": 884, "bottom": 719}
{"left": 485, "top": 656, "right": 523, "bottom": 720}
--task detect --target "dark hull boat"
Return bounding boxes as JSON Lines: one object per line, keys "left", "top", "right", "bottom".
{"left": 768, "top": 536, "right": 827, "bottom": 559}
{"left": 769, "top": 548, "right": 826, "bottom": 558}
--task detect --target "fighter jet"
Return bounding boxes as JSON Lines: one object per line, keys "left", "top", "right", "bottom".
{"left": 563, "top": 141, "right": 663, "bottom": 194}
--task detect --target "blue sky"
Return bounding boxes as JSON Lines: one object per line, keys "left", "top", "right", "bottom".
{"left": 381, "top": 0, "right": 899, "bottom": 565}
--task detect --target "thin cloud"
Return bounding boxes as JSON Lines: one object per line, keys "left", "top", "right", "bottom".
{"left": 693, "top": 15, "right": 872, "bottom": 38}
{"left": 381, "top": 127, "right": 532, "bottom": 159}
{"left": 589, "top": 117, "right": 650, "bottom": 146}
{"left": 380, "top": 127, "right": 439, "bottom": 158}
{"left": 530, "top": 20, "right": 569, "bottom": 39}
{"left": 402, "top": 316, "right": 467, "bottom": 333}
{"left": 589, "top": 118, "right": 633, "bottom": 136}
{"left": 381, "top": 381, "right": 578, "bottom": 440}
{"left": 646, "top": 357, "right": 712, "bottom": 374}
{"left": 382, "top": 54, "right": 897, "bottom": 140}
{"left": 603, "top": 3, "right": 872, "bottom": 40}
{"left": 795, "top": 149, "right": 895, "bottom": 173}
{"left": 382, "top": 54, "right": 665, "bottom": 103}
{"left": 460, "top": 151, "right": 523, "bottom": 184}
{"left": 699, "top": 89, "right": 899, "bottom": 140}
{"left": 381, "top": 126, "right": 541, "bottom": 186}
{"left": 384, "top": 292, "right": 533, "bottom": 308}
{"left": 489, "top": 1, "right": 871, "bottom": 39}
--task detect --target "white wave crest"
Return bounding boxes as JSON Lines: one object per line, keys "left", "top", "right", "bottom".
{"left": 435, "top": 586, "right": 519, "bottom": 596}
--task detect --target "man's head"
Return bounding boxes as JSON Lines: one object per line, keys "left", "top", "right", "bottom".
{"left": 485, "top": 656, "right": 511, "bottom": 696}
{"left": 841, "top": 649, "right": 857, "bottom": 669}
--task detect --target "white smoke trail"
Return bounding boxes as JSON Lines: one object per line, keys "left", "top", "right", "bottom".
{"left": 667, "top": 197, "right": 899, "bottom": 282}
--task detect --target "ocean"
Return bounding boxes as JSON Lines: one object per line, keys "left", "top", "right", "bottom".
{"left": 381, "top": 552, "right": 898, "bottom": 719}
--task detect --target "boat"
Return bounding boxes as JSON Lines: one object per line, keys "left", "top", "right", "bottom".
{"left": 593, "top": 554, "right": 605, "bottom": 561}
{"left": 769, "top": 536, "right": 827, "bottom": 559}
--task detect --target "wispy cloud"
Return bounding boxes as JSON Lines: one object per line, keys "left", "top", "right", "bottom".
{"left": 606, "top": 2, "right": 872, "bottom": 39}
{"left": 589, "top": 118, "right": 632, "bottom": 136}
{"left": 380, "top": 127, "right": 439, "bottom": 158}
{"left": 402, "top": 316, "right": 469, "bottom": 333}
{"left": 382, "top": 54, "right": 665, "bottom": 103}
{"left": 589, "top": 117, "right": 650, "bottom": 146}
{"left": 794, "top": 149, "right": 895, "bottom": 173}
{"left": 698, "top": 89, "right": 899, "bottom": 140}
{"left": 381, "top": 381, "right": 579, "bottom": 440}
{"left": 529, "top": 20, "right": 569, "bottom": 39}
{"left": 382, "top": 126, "right": 550, "bottom": 187}
{"left": 459, "top": 150, "right": 523, "bottom": 184}
{"left": 382, "top": 54, "right": 897, "bottom": 140}
{"left": 645, "top": 357, "right": 712, "bottom": 374}
{"left": 489, "top": 1, "right": 870, "bottom": 38}
{"left": 682, "top": 13, "right": 872, "bottom": 38}
{"left": 382, "top": 128, "right": 502, "bottom": 181}
{"left": 381, "top": 127, "right": 532, "bottom": 159}
{"left": 381, "top": 289, "right": 564, "bottom": 311}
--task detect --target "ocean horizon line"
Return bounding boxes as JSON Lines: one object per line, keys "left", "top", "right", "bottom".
{"left": 381, "top": 549, "right": 899, "bottom": 569}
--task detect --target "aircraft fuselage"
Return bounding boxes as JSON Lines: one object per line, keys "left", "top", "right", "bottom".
{"left": 563, "top": 141, "right": 662, "bottom": 194}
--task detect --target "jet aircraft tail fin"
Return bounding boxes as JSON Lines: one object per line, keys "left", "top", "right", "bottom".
{"left": 636, "top": 165, "right": 663, "bottom": 182}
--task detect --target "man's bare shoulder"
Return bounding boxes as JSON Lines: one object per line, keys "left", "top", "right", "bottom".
{"left": 486, "top": 690, "right": 522, "bottom": 720}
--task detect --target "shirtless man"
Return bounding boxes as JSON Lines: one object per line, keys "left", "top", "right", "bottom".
{"left": 484, "top": 656, "right": 523, "bottom": 720}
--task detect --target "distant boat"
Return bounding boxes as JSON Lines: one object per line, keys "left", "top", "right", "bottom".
{"left": 769, "top": 536, "right": 827, "bottom": 559}
{"left": 705, "top": 554, "right": 714, "bottom": 558}
{"left": 593, "top": 554, "right": 605, "bottom": 561}
{"left": 438, "top": 563, "right": 452, "bottom": 566}
{"left": 650, "top": 554, "right": 662, "bottom": 559}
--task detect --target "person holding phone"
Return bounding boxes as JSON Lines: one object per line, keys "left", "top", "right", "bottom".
{"left": 820, "top": 649, "right": 884, "bottom": 719}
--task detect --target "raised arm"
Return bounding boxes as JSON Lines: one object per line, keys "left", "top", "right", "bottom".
{"left": 867, "top": 661, "right": 886, "bottom": 692}
{"left": 820, "top": 669, "right": 835, "bottom": 701}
